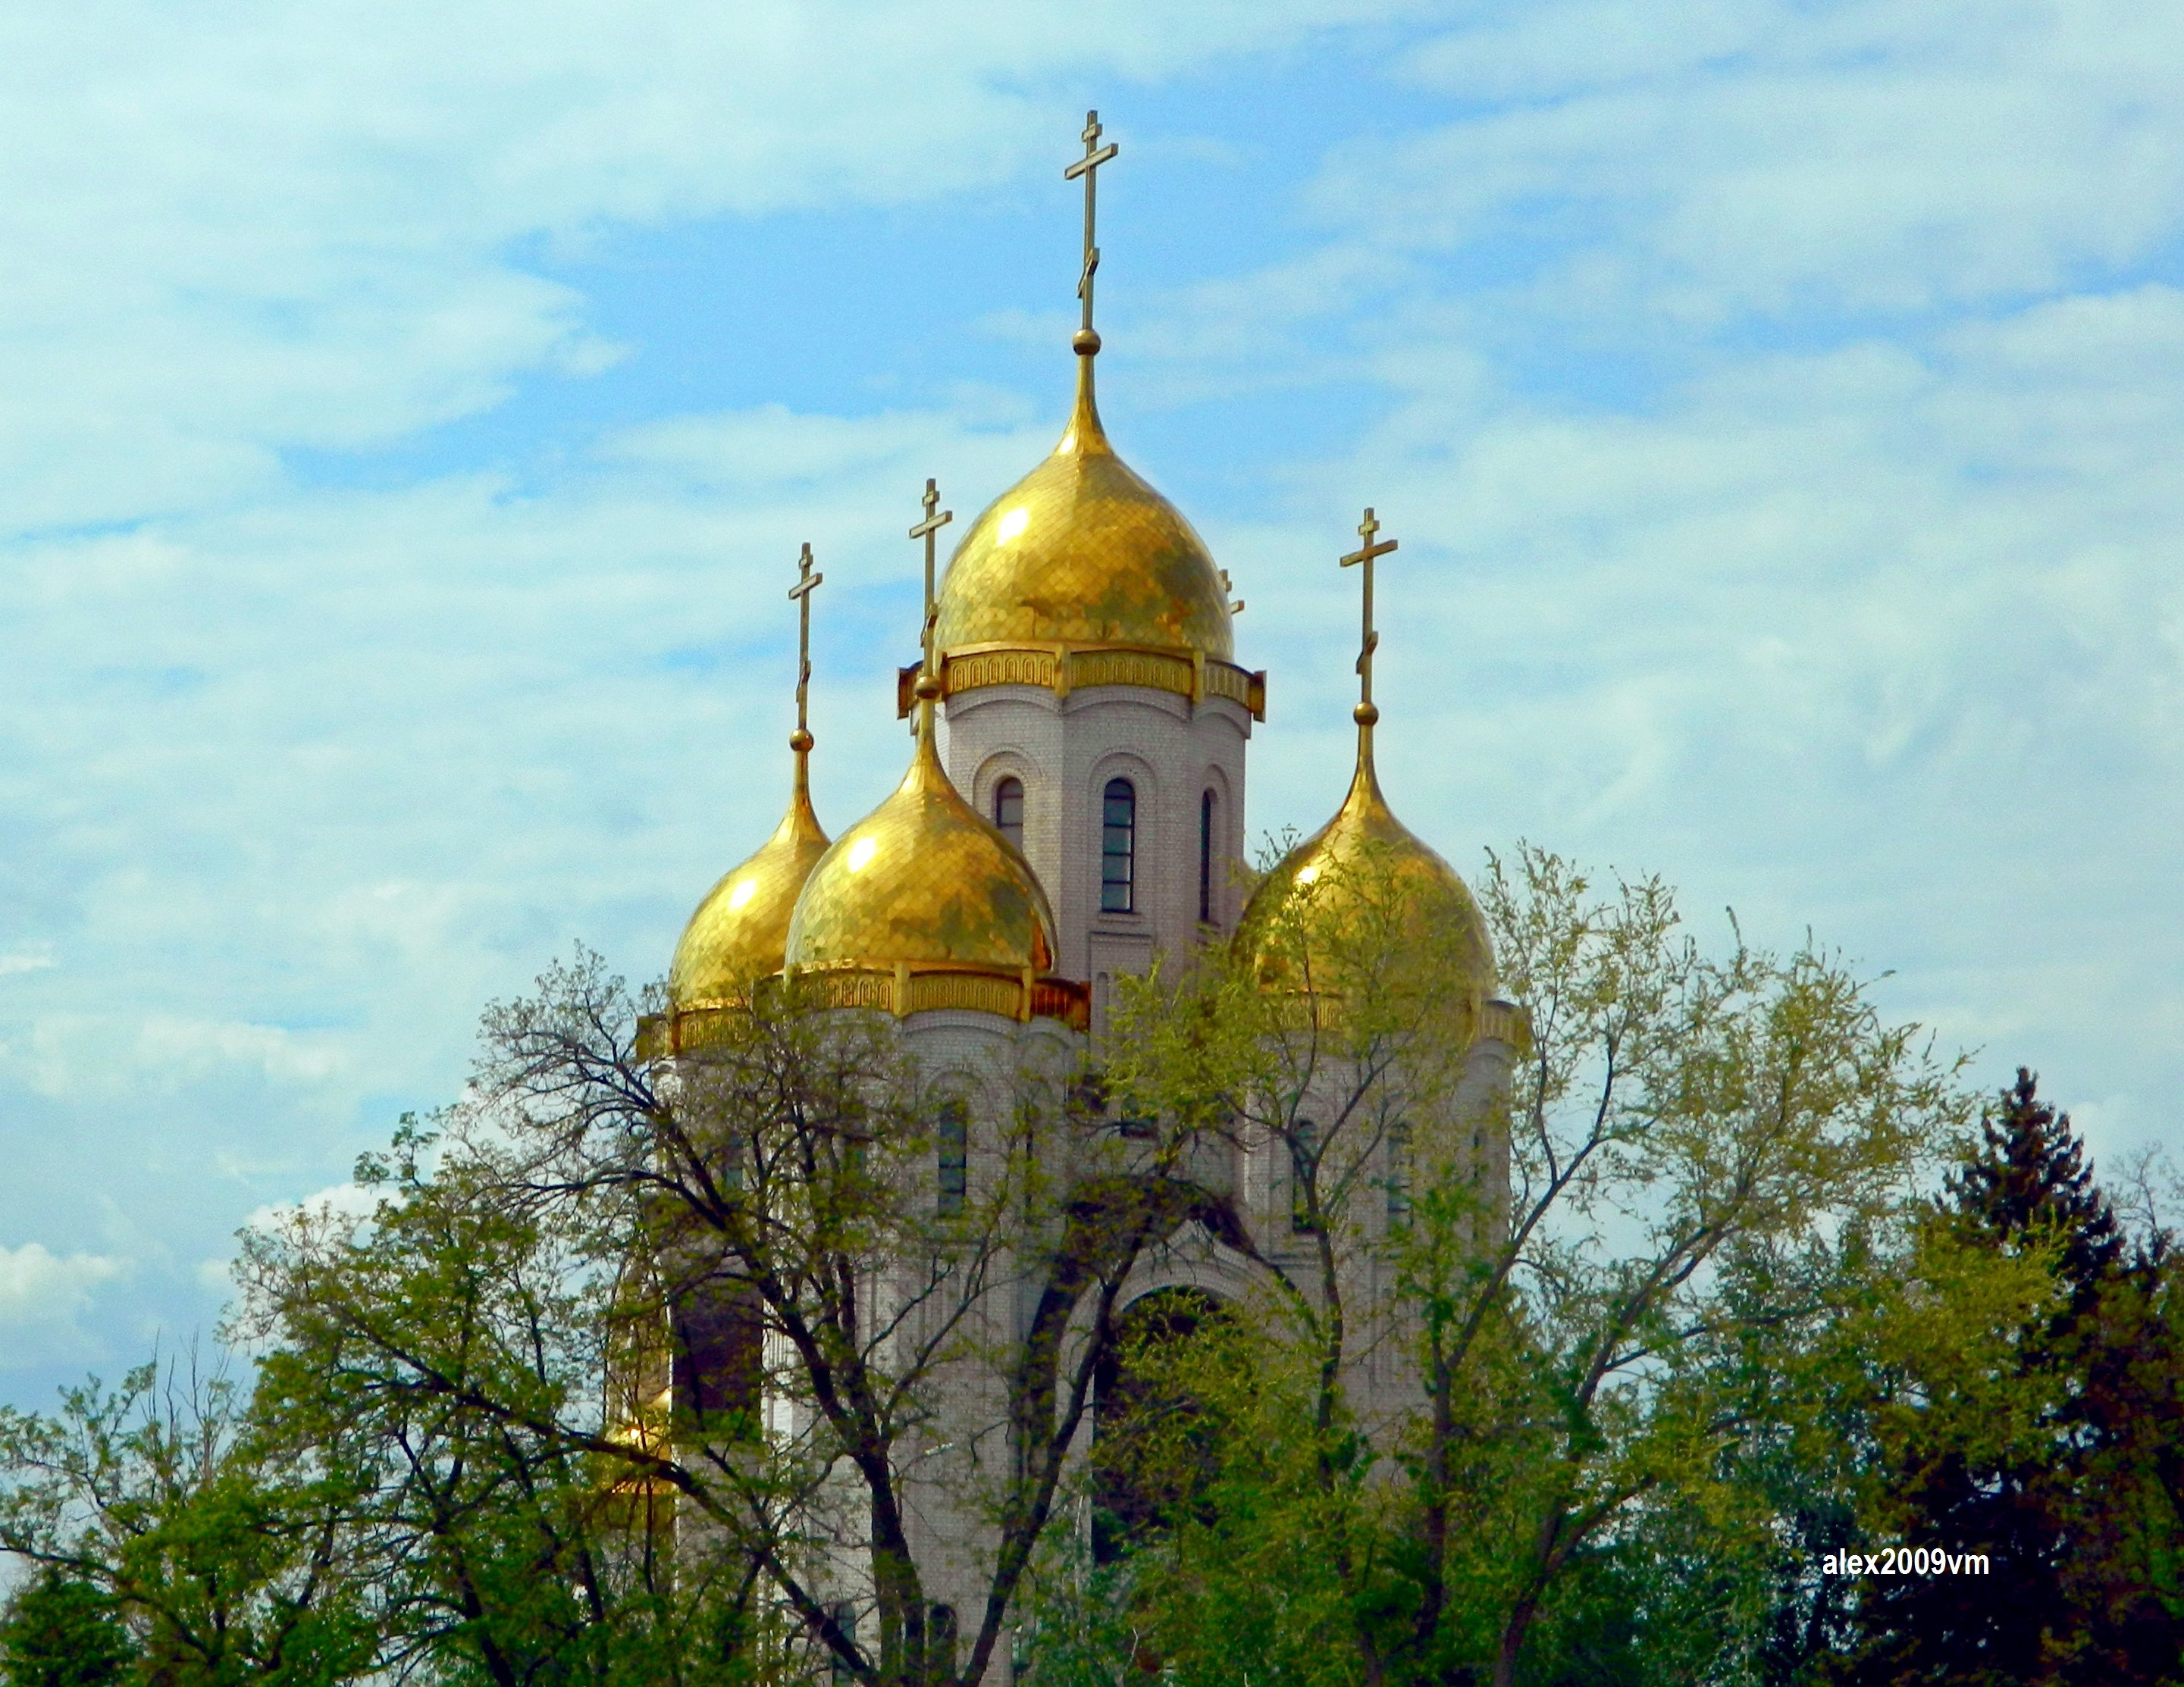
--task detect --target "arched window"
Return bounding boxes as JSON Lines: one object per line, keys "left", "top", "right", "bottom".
{"left": 671, "top": 1285, "right": 760, "bottom": 1428}
{"left": 1386, "top": 1121, "right": 1412, "bottom": 1225}
{"left": 937, "top": 1098, "right": 968, "bottom": 1217}
{"left": 1092, "top": 1288, "right": 1233, "bottom": 1563}
{"left": 1100, "top": 778, "right": 1136, "bottom": 912}
{"left": 1290, "top": 1119, "right": 1320, "bottom": 1233}
{"left": 830, "top": 1604, "right": 858, "bottom": 1687}
{"left": 1198, "top": 788, "right": 1218, "bottom": 925}
{"left": 929, "top": 1605, "right": 958, "bottom": 1679}
{"left": 993, "top": 776, "right": 1023, "bottom": 850}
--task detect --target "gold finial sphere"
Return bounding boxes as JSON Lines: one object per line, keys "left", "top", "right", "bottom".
{"left": 789, "top": 728, "right": 814, "bottom": 753}
{"left": 1073, "top": 327, "right": 1101, "bottom": 356}
{"left": 1354, "top": 702, "right": 1380, "bottom": 726}
{"left": 913, "top": 671, "right": 942, "bottom": 701}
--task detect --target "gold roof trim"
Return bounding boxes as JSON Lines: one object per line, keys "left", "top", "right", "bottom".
{"left": 644, "top": 969, "right": 1090, "bottom": 1057}
{"left": 898, "top": 641, "right": 1265, "bottom": 720}
{"left": 786, "top": 963, "right": 1090, "bottom": 1030}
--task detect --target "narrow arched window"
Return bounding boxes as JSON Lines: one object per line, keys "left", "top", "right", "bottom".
{"left": 929, "top": 1605, "right": 958, "bottom": 1679}
{"left": 830, "top": 1604, "right": 858, "bottom": 1687}
{"left": 1290, "top": 1119, "right": 1319, "bottom": 1233}
{"left": 1100, "top": 779, "right": 1136, "bottom": 912}
{"left": 937, "top": 1099, "right": 968, "bottom": 1217}
{"left": 994, "top": 777, "right": 1024, "bottom": 851}
{"left": 1198, "top": 788, "right": 1218, "bottom": 926}
{"left": 1387, "top": 1121, "right": 1412, "bottom": 1225}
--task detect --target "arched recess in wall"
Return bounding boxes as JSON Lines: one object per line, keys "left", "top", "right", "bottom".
{"left": 669, "top": 1262, "right": 761, "bottom": 1436}
{"left": 993, "top": 776, "right": 1024, "bottom": 852}
{"left": 1089, "top": 1285, "right": 1237, "bottom": 1564}
{"left": 973, "top": 750, "right": 1036, "bottom": 850}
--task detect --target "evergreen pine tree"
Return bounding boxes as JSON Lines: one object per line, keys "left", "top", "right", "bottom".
{"left": 1951, "top": 1069, "right": 2121, "bottom": 1308}
{"left": 0, "top": 1566, "right": 136, "bottom": 1687}
{"left": 1840, "top": 1069, "right": 2182, "bottom": 1686}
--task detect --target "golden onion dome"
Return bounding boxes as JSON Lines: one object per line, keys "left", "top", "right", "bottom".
{"left": 785, "top": 708, "right": 1058, "bottom": 1001}
{"left": 935, "top": 358, "right": 1233, "bottom": 662}
{"left": 1240, "top": 725, "right": 1496, "bottom": 1017}
{"left": 669, "top": 753, "right": 831, "bottom": 1013}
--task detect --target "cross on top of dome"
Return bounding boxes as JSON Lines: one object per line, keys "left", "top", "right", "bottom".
{"left": 1064, "top": 109, "right": 1120, "bottom": 355}
{"left": 909, "top": 477, "right": 953, "bottom": 694}
{"left": 1340, "top": 507, "right": 1399, "bottom": 732}
{"left": 788, "top": 541, "right": 823, "bottom": 755}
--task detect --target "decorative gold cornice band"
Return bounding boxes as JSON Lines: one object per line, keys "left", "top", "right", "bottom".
{"left": 1478, "top": 997, "right": 1531, "bottom": 1053}
{"left": 642, "top": 968, "right": 1092, "bottom": 1058}
{"left": 794, "top": 964, "right": 1092, "bottom": 1030}
{"left": 898, "top": 641, "right": 1266, "bottom": 722}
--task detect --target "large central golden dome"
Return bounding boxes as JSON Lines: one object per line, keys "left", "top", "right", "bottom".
{"left": 935, "top": 360, "right": 1233, "bottom": 662}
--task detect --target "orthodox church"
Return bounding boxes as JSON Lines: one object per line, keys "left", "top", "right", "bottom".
{"left": 640, "top": 114, "right": 1518, "bottom": 1675}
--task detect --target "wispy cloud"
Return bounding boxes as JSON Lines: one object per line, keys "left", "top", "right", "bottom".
{"left": 0, "top": 945, "right": 56, "bottom": 977}
{"left": 1366, "top": 0, "right": 2184, "bottom": 323}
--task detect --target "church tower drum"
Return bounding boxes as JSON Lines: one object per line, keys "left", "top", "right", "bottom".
{"left": 923, "top": 114, "right": 1264, "bottom": 1011}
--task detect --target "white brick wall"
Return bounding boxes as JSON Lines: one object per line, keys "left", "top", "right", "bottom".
{"left": 940, "top": 684, "right": 1252, "bottom": 1017}
{"left": 732, "top": 673, "right": 1519, "bottom": 1683}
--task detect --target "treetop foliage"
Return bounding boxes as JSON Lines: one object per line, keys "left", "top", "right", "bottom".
{"left": 3, "top": 856, "right": 2176, "bottom": 1687}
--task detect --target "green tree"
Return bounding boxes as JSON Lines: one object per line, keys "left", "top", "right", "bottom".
{"left": 1838, "top": 1071, "right": 2184, "bottom": 1685}
{"left": 0, "top": 1356, "right": 377, "bottom": 1685}
{"left": 233, "top": 952, "right": 1223, "bottom": 1687}
{"left": 0, "top": 1565, "right": 136, "bottom": 1687}
{"left": 1051, "top": 844, "right": 1971, "bottom": 1687}
{"left": 239, "top": 1116, "right": 761, "bottom": 1687}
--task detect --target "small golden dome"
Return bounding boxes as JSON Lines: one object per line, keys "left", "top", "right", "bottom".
{"left": 786, "top": 715, "right": 1058, "bottom": 988}
{"left": 669, "top": 765, "right": 830, "bottom": 1013}
{"left": 1241, "top": 731, "right": 1496, "bottom": 1013}
{"left": 935, "top": 359, "right": 1233, "bottom": 661}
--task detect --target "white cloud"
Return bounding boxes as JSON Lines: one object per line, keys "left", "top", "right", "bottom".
{"left": 0, "top": 0, "right": 1434, "bottom": 534}
{"left": 196, "top": 1256, "right": 239, "bottom": 1294}
{"left": 4, "top": 1015, "right": 349, "bottom": 1102}
{"left": 195, "top": 1182, "right": 383, "bottom": 1304}
{"left": 1402, "top": 0, "right": 1765, "bottom": 101}
{"left": 0, "top": 1244, "right": 124, "bottom": 1329}
{"left": 0, "top": 945, "right": 55, "bottom": 977}
{"left": 1251, "top": 279, "right": 2184, "bottom": 1156}
{"left": 240, "top": 1182, "right": 384, "bottom": 1238}
{"left": 1360, "top": 0, "right": 2184, "bottom": 321}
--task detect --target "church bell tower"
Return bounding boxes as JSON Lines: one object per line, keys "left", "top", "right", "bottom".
{"left": 918, "top": 113, "right": 1266, "bottom": 1023}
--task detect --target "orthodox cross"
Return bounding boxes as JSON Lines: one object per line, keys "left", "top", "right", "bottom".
{"left": 909, "top": 477, "right": 953, "bottom": 676}
{"left": 1339, "top": 507, "right": 1398, "bottom": 721}
{"left": 1064, "top": 110, "right": 1119, "bottom": 341}
{"left": 787, "top": 541, "right": 823, "bottom": 747}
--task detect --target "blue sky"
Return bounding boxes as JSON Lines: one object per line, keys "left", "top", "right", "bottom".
{"left": 5, "top": 0, "right": 2182, "bottom": 1404}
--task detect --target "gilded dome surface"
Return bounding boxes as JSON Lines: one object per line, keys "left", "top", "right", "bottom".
{"left": 786, "top": 721, "right": 1057, "bottom": 979}
{"left": 1241, "top": 740, "right": 1496, "bottom": 1004}
{"left": 935, "top": 362, "right": 1233, "bottom": 661}
{"left": 669, "top": 774, "right": 830, "bottom": 1009}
